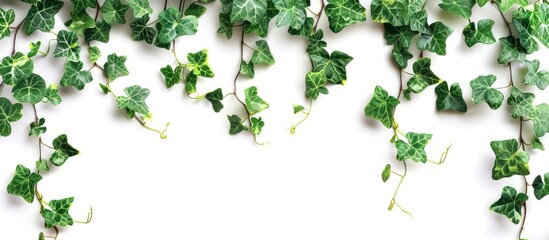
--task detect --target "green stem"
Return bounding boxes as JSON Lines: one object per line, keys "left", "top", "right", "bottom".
{"left": 388, "top": 160, "right": 413, "bottom": 219}
{"left": 289, "top": 99, "right": 313, "bottom": 135}
{"left": 427, "top": 144, "right": 452, "bottom": 165}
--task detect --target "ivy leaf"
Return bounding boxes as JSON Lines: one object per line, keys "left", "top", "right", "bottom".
{"left": 391, "top": 46, "right": 413, "bottom": 69}
{"left": 364, "top": 85, "right": 399, "bottom": 128}
{"left": 274, "top": 0, "right": 307, "bottom": 29}
{"left": 187, "top": 49, "right": 214, "bottom": 78}
{"left": 12, "top": 74, "right": 47, "bottom": 104}
{"left": 28, "top": 41, "right": 41, "bottom": 58}
{"left": 205, "top": 88, "right": 224, "bottom": 112}
{"left": 306, "top": 30, "right": 327, "bottom": 56}
{"left": 535, "top": 3, "right": 549, "bottom": 48}
{"left": 532, "top": 136, "right": 545, "bottom": 150}
{"left": 438, "top": 0, "right": 474, "bottom": 18}
{"left": 23, "top": 0, "right": 64, "bottom": 35}
{"left": 370, "top": 0, "right": 405, "bottom": 26}
{"left": 512, "top": 8, "right": 540, "bottom": 54}
{"left": 243, "top": 0, "right": 278, "bottom": 38}
{"left": 524, "top": 60, "right": 549, "bottom": 90}
{"left": 84, "top": 21, "right": 111, "bottom": 43}
{"left": 493, "top": 0, "right": 528, "bottom": 12}
{"left": 67, "top": 10, "right": 96, "bottom": 36}
{"left": 251, "top": 116, "right": 264, "bottom": 135}
{"left": 39, "top": 232, "right": 45, "bottom": 240}
{"left": 381, "top": 164, "right": 391, "bottom": 183}
{"left": 477, "top": 0, "right": 489, "bottom": 6}
{"left": 20, "top": 0, "right": 43, "bottom": 5}
{"left": 251, "top": 40, "right": 275, "bottom": 65}
{"left": 325, "top": 0, "right": 367, "bottom": 33}
{"left": 217, "top": 12, "right": 233, "bottom": 38}
{"left": 6, "top": 164, "right": 42, "bottom": 203}
{"left": 434, "top": 81, "right": 467, "bottom": 112}
{"left": 490, "top": 139, "right": 530, "bottom": 180}
{"left": 490, "top": 186, "right": 528, "bottom": 224}
{"left": 409, "top": 9, "right": 430, "bottom": 34}
{"left": 103, "top": 53, "right": 129, "bottom": 81}
{"left": 51, "top": 134, "right": 79, "bottom": 166}
{"left": 60, "top": 60, "right": 93, "bottom": 90}
{"left": 184, "top": 3, "right": 207, "bottom": 18}
{"left": 185, "top": 72, "right": 197, "bottom": 94}
{"left": 160, "top": 65, "right": 182, "bottom": 88}
{"left": 130, "top": 14, "right": 157, "bottom": 44}
{"left": 288, "top": 16, "right": 313, "bottom": 36}
{"left": 293, "top": 104, "right": 305, "bottom": 114}
{"left": 507, "top": 87, "right": 534, "bottom": 119}
{"left": 417, "top": 21, "right": 453, "bottom": 55}
{"left": 0, "top": 52, "right": 34, "bottom": 86}
{"left": 463, "top": 19, "right": 496, "bottom": 47}
{"left": 116, "top": 85, "right": 151, "bottom": 115}
{"left": 100, "top": 0, "right": 129, "bottom": 24}
{"left": 395, "top": 132, "right": 432, "bottom": 163}
{"left": 529, "top": 103, "right": 549, "bottom": 138}
{"left": 227, "top": 115, "right": 249, "bottom": 134}
{"left": 407, "top": 58, "right": 442, "bottom": 94}
{"left": 45, "top": 84, "right": 61, "bottom": 105}
{"left": 153, "top": 22, "right": 171, "bottom": 49}
{"left": 70, "top": 0, "right": 96, "bottom": 13}
{"left": 383, "top": 24, "right": 416, "bottom": 48}
{"left": 470, "top": 75, "right": 504, "bottom": 110}
{"left": 158, "top": 8, "right": 198, "bottom": 43}
{"left": 533, "top": 173, "right": 549, "bottom": 200}
{"left": 36, "top": 159, "right": 49, "bottom": 172}
{"left": 244, "top": 86, "right": 269, "bottom": 115}
{"left": 40, "top": 197, "right": 74, "bottom": 228}
{"left": 54, "top": 30, "right": 81, "bottom": 61}
{"left": 0, "top": 97, "right": 23, "bottom": 137}
{"left": 0, "top": 8, "right": 15, "bottom": 40}
{"left": 88, "top": 46, "right": 101, "bottom": 63}
{"left": 231, "top": 0, "right": 267, "bottom": 25}
{"left": 497, "top": 36, "right": 526, "bottom": 64}
{"left": 309, "top": 49, "right": 353, "bottom": 84}
{"left": 240, "top": 60, "right": 255, "bottom": 78}
{"left": 128, "top": 0, "right": 153, "bottom": 18}
{"left": 305, "top": 70, "right": 328, "bottom": 100}
{"left": 29, "top": 117, "right": 46, "bottom": 137}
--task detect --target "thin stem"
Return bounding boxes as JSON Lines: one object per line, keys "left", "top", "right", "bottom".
{"left": 243, "top": 42, "right": 254, "bottom": 51}
{"left": 94, "top": 0, "right": 100, "bottom": 21}
{"left": 492, "top": 0, "right": 513, "bottom": 36}
{"left": 518, "top": 176, "right": 528, "bottom": 240}
{"left": 312, "top": 0, "right": 326, "bottom": 32}
{"left": 73, "top": 206, "right": 93, "bottom": 224}
{"left": 41, "top": 142, "right": 55, "bottom": 150}
{"left": 289, "top": 100, "right": 313, "bottom": 135}
{"left": 427, "top": 144, "right": 452, "bottom": 165}
{"left": 0, "top": 81, "right": 4, "bottom": 95}
{"left": 179, "top": 0, "right": 187, "bottom": 13}
{"left": 135, "top": 117, "right": 170, "bottom": 139}
{"left": 11, "top": 18, "right": 25, "bottom": 56}
{"left": 164, "top": 0, "right": 168, "bottom": 10}
{"left": 306, "top": 7, "right": 319, "bottom": 16}
{"left": 388, "top": 160, "right": 412, "bottom": 219}
{"left": 401, "top": 69, "right": 413, "bottom": 76}
{"left": 397, "top": 68, "right": 404, "bottom": 99}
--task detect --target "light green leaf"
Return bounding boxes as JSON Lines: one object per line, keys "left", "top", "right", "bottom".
{"left": 251, "top": 116, "right": 264, "bottom": 135}
{"left": 0, "top": 8, "right": 15, "bottom": 40}
{"left": 490, "top": 139, "right": 530, "bottom": 180}
{"left": 532, "top": 136, "right": 545, "bottom": 150}
{"left": 227, "top": 115, "right": 249, "bottom": 134}
{"left": 293, "top": 104, "right": 305, "bottom": 114}
{"left": 158, "top": 8, "right": 198, "bottom": 43}
{"left": 407, "top": 58, "right": 442, "bottom": 93}
{"left": 54, "top": 30, "right": 81, "bottom": 61}
{"left": 184, "top": 72, "right": 197, "bottom": 94}
{"left": 184, "top": 2, "right": 207, "bottom": 18}
{"left": 103, "top": 53, "right": 129, "bottom": 81}
{"left": 23, "top": 0, "right": 64, "bottom": 35}
{"left": 39, "top": 232, "right": 45, "bottom": 240}
{"left": 325, "top": 0, "right": 367, "bottom": 33}
{"left": 240, "top": 60, "right": 255, "bottom": 78}
{"left": 205, "top": 88, "right": 224, "bottom": 112}
{"left": 395, "top": 132, "right": 432, "bottom": 163}
{"left": 160, "top": 65, "right": 182, "bottom": 88}
{"left": 438, "top": 0, "right": 474, "bottom": 18}
{"left": 434, "top": 81, "right": 467, "bottom": 112}
{"left": 417, "top": 21, "right": 453, "bottom": 55}
{"left": 51, "top": 134, "right": 79, "bottom": 166}
{"left": 0, "top": 97, "right": 23, "bottom": 137}
{"left": 40, "top": 197, "right": 74, "bottom": 228}
{"left": 533, "top": 173, "right": 549, "bottom": 200}
{"left": 60, "top": 60, "right": 93, "bottom": 90}
{"left": 529, "top": 103, "right": 549, "bottom": 138}
{"left": 116, "top": 85, "right": 150, "bottom": 115}
{"left": 100, "top": 0, "right": 129, "bottom": 24}
{"left": 383, "top": 24, "right": 416, "bottom": 48}
{"left": 231, "top": 0, "right": 267, "bottom": 25}
{"left": 45, "top": 84, "right": 61, "bottom": 105}
{"left": 309, "top": 49, "right": 353, "bottom": 84}
{"left": 12, "top": 73, "right": 47, "bottom": 104}
{"left": 535, "top": 3, "right": 549, "bottom": 48}
{"left": 0, "top": 52, "right": 34, "bottom": 86}
{"left": 274, "top": 0, "right": 307, "bottom": 29}
{"left": 6, "top": 164, "right": 42, "bottom": 203}
{"left": 28, "top": 41, "right": 41, "bottom": 58}
{"left": 364, "top": 85, "right": 400, "bottom": 128}
{"left": 36, "top": 159, "right": 49, "bottom": 172}
{"left": 244, "top": 86, "right": 269, "bottom": 115}
{"left": 524, "top": 59, "right": 549, "bottom": 90}
{"left": 305, "top": 70, "right": 328, "bottom": 100}
{"left": 251, "top": 40, "right": 275, "bottom": 65}
{"left": 490, "top": 186, "right": 528, "bottom": 224}
{"left": 463, "top": 19, "right": 496, "bottom": 47}
{"left": 470, "top": 75, "right": 504, "bottom": 110}
{"left": 382, "top": 164, "right": 391, "bottom": 183}
{"left": 128, "top": 0, "right": 153, "bottom": 18}
{"left": 29, "top": 117, "right": 46, "bottom": 137}
{"left": 88, "top": 46, "right": 101, "bottom": 63}
{"left": 497, "top": 36, "right": 526, "bottom": 64}
{"left": 187, "top": 49, "right": 214, "bottom": 78}
{"left": 507, "top": 87, "right": 534, "bottom": 119}
{"left": 84, "top": 20, "right": 111, "bottom": 43}
{"left": 476, "top": 0, "right": 489, "bottom": 6}
{"left": 493, "top": 0, "right": 528, "bottom": 12}
{"left": 67, "top": 10, "right": 96, "bottom": 36}
{"left": 130, "top": 14, "right": 156, "bottom": 44}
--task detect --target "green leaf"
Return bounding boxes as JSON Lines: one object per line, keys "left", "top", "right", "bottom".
{"left": 205, "top": 88, "right": 224, "bottom": 112}
{"left": 231, "top": 0, "right": 267, "bottom": 25}
{"left": 84, "top": 21, "right": 111, "bottom": 43}
{"left": 274, "top": 0, "right": 307, "bottom": 29}
{"left": 0, "top": 52, "right": 34, "bottom": 86}
{"left": 395, "top": 132, "right": 432, "bottom": 163}
{"left": 434, "top": 81, "right": 467, "bottom": 112}
{"left": 36, "top": 159, "right": 49, "bottom": 172}
{"left": 244, "top": 86, "right": 269, "bottom": 115}
{"left": 0, "top": 97, "right": 23, "bottom": 137}
{"left": 417, "top": 21, "right": 453, "bottom": 55}
{"left": 490, "top": 139, "right": 530, "bottom": 180}
{"left": 0, "top": 8, "right": 15, "bottom": 40}
{"left": 116, "top": 85, "right": 150, "bottom": 115}
{"left": 512, "top": 8, "right": 540, "bottom": 54}
{"left": 39, "top": 232, "right": 45, "bottom": 240}
{"left": 184, "top": 72, "right": 197, "bottom": 94}
{"left": 391, "top": 46, "right": 413, "bottom": 69}
{"left": 160, "top": 65, "right": 182, "bottom": 88}
{"left": 438, "top": 0, "right": 474, "bottom": 18}
{"left": 23, "top": 0, "right": 63, "bottom": 35}
{"left": 293, "top": 104, "right": 305, "bottom": 114}
{"left": 128, "top": 0, "right": 153, "bottom": 18}
{"left": 409, "top": 9, "right": 430, "bottom": 34}
{"left": 158, "top": 8, "right": 198, "bottom": 43}
{"left": 45, "top": 84, "right": 61, "bottom": 105}
{"left": 251, "top": 116, "right": 264, "bottom": 135}
{"left": 309, "top": 49, "right": 353, "bottom": 84}
{"left": 243, "top": 0, "right": 279, "bottom": 38}
{"left": 153, "top": 22, "right": 171, "bottom": 49}
{"left": 88, "top": 46, "right": 101, "bottom": 63}
{"left": 463, "top": 19, "right": 496, "bottom": 47}
{"left": 29, "top": 117, "right": 46, "bottom": 137}
{"left": 103, "top": 53, "right": 129, "bottom": 81}
{"left": 325, "top": 0, "right": 367, "bottom": 33}
{"left": 533, "top": 173, "right": 549, "bottom": 200}
{"left": 184, "top": 2, "right": 207, "bottom": 18}
{"left": 507, "top": 87, "right": 534, "bottom": 119}
{"left": 490, "top": 186, "right": 528, "bottom": 224}
{"left": 40, "top": 197, "right": 74, "bottom": 228}
{"left": 476, "top": 0, "right": 489, "bottom": 6}
{"left": 524, "top": 59, "right": 549, "bottom": 90}
{"left": 305, "top": 70, "right": 328, "bottom": 100}
{"left": 288, "top": 16, "right": 313, "bottom": 36}
{"left": 20, "top": 0, "right": 43, "bottom": 5}
{"left": 364, "top": 85, "right": 400, "bottom": 128}
{"left": 529, "top": 103, "right": 549, "bottom": 138}
{"left": 240, "top": 60, "right": 255, "bottom": 78}
{"left": 54, "top": 30, "right": 81, "bottom": 61}
{"left": 28, "top": 41, "right": 41, "bottom": 58}
{"left": 99, "top": 83, "right": 110, "bottom": 94}
{"left": 383, "top": 24, "right": 416, "bottom": 48}
{"left": 70, "top": 0, "right": 96, "bottom": 13}
{"left": 251, "top": 40, "right": 275, "bottom": 65}
{"left": 493, "top": 0, "right": 528, "bottom": 12}
{"left": 6, "top": 164, "right": 42, "bottom": 203}
{"left": 306, "top": 30, "right": 327, "bottom": 56}
{"left": 382, "top": 164, "right": 391, "bottom": 183}
{"left": 130, "top": 14, "right": 157, "bottom": 44}
{"left": 532, "top": 136, "right": 545, "bottom": 150}
{"left": 60, "top": 60, "right": 93, "bottom": 90}
{"left": 67, "top": 10, "right": 96, "bottom": 36}
{"left": 227, "top": 115, "right": 249, "bottom": 134}
{"left": 407, "top": 58, "right": 442, "bottom": 93}
{"left": 470, "top": 75, "right": 504, "bottom": 110}
{"left": 100, "top": 0, "right": 129, "bottom": 24}
{"left": 217, "top": 12, "right": 233, "bottom": 38}
{"left": 370, "top": 0, "right": 405, "bottom": 26}
{"left": 187, "top": 49, "right": 214, "bottom": 78}
{"left": 535, "top": 3, "right": 549, "bottom": 48}
{"left": 51, "top": 134, "right": 79, "bottom": 166}
{"left": 497, "top": 36, "right": 526, "bottom": 64}
{"left": 12, "top": 73, "right": 47, "bottom": 104}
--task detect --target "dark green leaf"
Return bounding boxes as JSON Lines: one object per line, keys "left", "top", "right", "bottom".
{"left": 370, "top": 0, "right": 405, "bottom": 26}
{"left": 184, "top": 72, "right": 197, "bottom": 94}
{"left": 100, "top": 0, "right": 129, "bottom": 24}
{"left": 524, "top": 59, "right": 549, "bottom": 90}
{"left": 84, "top": 21, "right": 111, "bottom": 43}
{"left": 463, "top": 19, "right": 496, "bottom": 47}
{"left": 54, "top": 30, "right": 81, "bottom": 61}
{"left": 383, "top": 24, "right": 416, "bottom": 48}
{"left": 0, "top": 97, "right": 24, "bottom": 137}
{"left": 438, "top": 0, "right": 474, "bottom": 18}
{"left": 6, "top": 164, "right": 42, "bottom": 203}
{"left": 470, "top": 75, "right": 504, "bottom": 110}
{"left": 227, "top": 115, "right": 249, "bottom": 134}
{"left": 29, "top": 117, "right": 46, "bottom": 137}
{"left": 67, "top": 10, "right": 96, "bottom": 36}
{"left": 0, "top": 8, "right": 15, "bottom": 40}
{"left": 309, "top": 49, "right": 353, "bottom": 84}
{"left": 23, "top": 0, "right": 64, "bottom": 35}
{"left": 184, "top": 2, "right": 207, "bottom": 18}
{"left": 364, "top": 85, "right": 399, "bottom": 128}
{"left": 417, "top": 21, "right": 453, "bottom": 55}
{"left": 158, "top": 8, "right": 198, "bottom": 43}
{"left": 395, "top": 132, "right": 432, "bottom": 163}
{"left": 103, "top": 53, "right": 129, "bottom": 81}
{"left": 529, "top": 103, "right": 549, "bottom": 138}
{"left": 391, "top": 46, "right": 413, "bottom": 69}
{"left": 244, "top": 86, "right": 269, "bottom": 115}
{"left": 0, "top": 52, "right": 34, "bottom": 86}
{"left": 160, "top": 65, "right": 182, "bottom": 88}
{"left": 40, "top": 197, "right": 74, "bottom": 228}
{"left": 51, "top": 134, "right": 79, "bottom": 166}
{"left": 274, "top": 0, "right": 307, "bottom": 29}
{"left": 293, "top": 104, "right": 305, "bottom": 114}
{"left": 407, "top": 58, "right": 441, "bottom": 93}
{"left": 251, "top": 116, "right": 264, "bottom": 135}
{"left": 533, "top": 173, "right": 549, "bottom": 200}
{"left": 60, "top": 60, "right": 93, "bottom": 90}
{"left": 535, "top": 3, "right": 549, "bottom": 48}
{"left": 493, "top": 0, "right": 528, "bottom": 12}
{"left": 217, "top": 12, "right": 233, "bottom": 38}
{"left": 231, "top": 0, "right": 267, "bottom": 25}
{"left": 116, "top": 85, "right": 150, "bottom": 115}
{"left": 12, "top": 73, "right": 47, "bottom": 104}
{"left": 512, "top": 8, "right": 540, "bottom": 54}
{"left": 325, "top": 0, "right": 367, "bottom": 33}
{"left": 130, "top": 14, "right": 156, "bottom": 44}
{"left": 305, "top": 70, "right": 328, "bottom": 100}
{"left": 507, "top": 87, "right": 534, "bottom": 119}
{"left": 28, "top": 41, "right": 41, "bottom": 58}
{"left": 70, "top": 0, "right": 96, "bottom": 13}
{"left": 434, "top": 81, "right": 467, "bottom": 112}
{"left": 205, "top": 88, "right": 224, "bottom": 112}
{"left": 288, "top": 16, "right": 313, "bottom": 36}
{"left": 490, "top": 186, "right": 528, "bottom": 224}
{"left": 306, "top": 30, "right": 327, "bottom": 56}
{"left": 251, "top": 40, "right": 275, "bottom": 65}
{"left": 490, "top": 139, "right": 530, "bottom": 180}
{"left": 497, "top": 36, "right": 526, "bottom": 64}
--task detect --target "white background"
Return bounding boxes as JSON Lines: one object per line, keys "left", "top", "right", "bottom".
{"left": 2, "top": 0, "right": 549, "bottom": 239}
